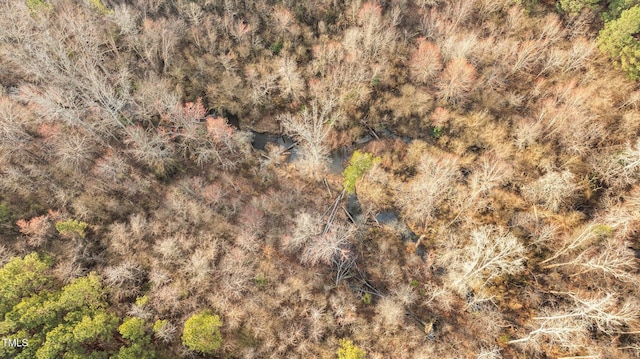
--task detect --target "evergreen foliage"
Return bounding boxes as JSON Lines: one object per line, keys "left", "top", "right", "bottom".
{"left": 558, "top": 0, "right": 599, "bottom": 14}
{"left": 603, "top": 0, "right": 640, "bottom": 21}
{"left": 182, "top": 311, "right": 223, "bottom": 354}
{"left": 0, "top": 254, "right": 154, "bottom": 359}
{"left": 0, "top": 253, "right": 53, "bottom": 314}
{"left": 599, "top": 6, "right": 640, "bottom": 79}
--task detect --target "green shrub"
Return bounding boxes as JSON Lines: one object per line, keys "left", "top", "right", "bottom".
{"left": 599, "top": 6, "right": 640, "bottom": 79}
{"left": 25, "top": 0, "right": 51, "bottom": 13}
{"left": 342, "top": 150, "right": 381, "bottom": 194}
{"left": 0, "top": 253, "right": 53, "bottom": 315}
{"left": 270, "top": 41, "right": 283, "bottom": 55}
{"left": 337, "top": 339, "right": 366, "bottom": 359}
{"left": 430, "top": 126, "right": 444, "bottom": 139}
{"left": 0, "top": 258, "right": 156, "bottom": 359}
{"left": 55, "top": 219, "right": 88, "bottom": 239}
{"left": 88, "top": 0, "right": 112, "bottom": 14}
{"left": 1, "top": 266, "right": 113, "bottom": 358}
{"left": 362, "top": 292, "right": 372, "bottom": 305}
{"left": 153, "top": 319, "right": 168, "bottom": 334}
{"left": 135, "top": 295, "right": 149, "bottom": 308}
{"left": 370, "top": 74, "right": 380, "bottom": 87}
{"left": 119, "top": 317, "right": 146, "bottom": 341}
{"left": 182, "top": 311, "right": 223, "bottom": 354}
{"left": 557, "top": 0, "right": 599, "bottom": 14}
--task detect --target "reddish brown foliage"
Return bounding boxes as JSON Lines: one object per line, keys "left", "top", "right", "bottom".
{"left": 206, "top": 116, "right": 235, "bottom": 143}
{"left": 438, "top": 58, "right": 477, "bottom": 103}
{"left": 409, "top": 37, "right": 443, "bottom": 84}
{"left": 16, "top": 215, "right": 53, "bottom": 247}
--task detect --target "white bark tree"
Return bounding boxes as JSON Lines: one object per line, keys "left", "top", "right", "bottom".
{"left": 280, "top": 101, "right": 335, "bottom": 181}
{"left": 522, "top": 170, "right": 580, "bottom": 213}
{"left": 395, "top": 153, "right": 459, "bottom": 229}
{"left": 443, "top": 226, "right": 526, "bottom": 296}
{"left": 510, "top": 292, "right": 640, "bottom": 350}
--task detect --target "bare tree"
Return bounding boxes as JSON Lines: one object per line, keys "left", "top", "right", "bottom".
{"left": 124, "top": 126, "right": 175, "bottom": 174}
{"left": 54, "top": 130, "right": 98, "bottom": 174}
{"left": 134, "top": 18, "right": 183, "bottom": 73}
{"left": 508, "top": 314, "right": 588, "bottom": 352}
{"left": 16, "top": 215, "right": 54, "bottom": 248}
{"left": 510, "top": 292, "right": 639, "bottom": 350}
{"left": 476, "top": 346, "right": 502, "bottom": 359}
{"left": 592, "top": 139, "right": 640, "bottom": 191}
{"left": 282, "top": 212, "right": 322, "bottom": 253}
{"left": 104, "top": 261, "right": 146, "bottom": 300}
{"left": 438, "top": 58, "right": 477, "bottom": 104}
{"left": 0, "top": 96, "right": 34, "bottom": 164}
{"left": 409, "top": 37, "right": 443, "bottom": 84}
{"left": 450, "top": 155, "right": 513, "bottom": 225}
{"left": 443, "top": 226, "right": 526, "bottom": 296}
{"left": 543, "top": 240, "right": 637, "bottom": 283}
{"left": 162, "top": 99, "right": 245, "bottom": 169}
{"left": 112, "top": 4, "right": 138, "bottom": 36}
{"left": 280, "top": 101, "right": 334, "bottom": 181}
{"left": 182, "top": 248, "right": 215, "bottom": 287}
{"left": 277, "top": 56, "right": 305, "bottom": 101}
{"left": 563, "top": 37, "right": 596, "bottom": 74}
{"left": 375, "top": 296, "right": 405, "bottom": 333}
{"left": 301, "top": 224, "right": 355, "bottom": 266}
{"left": 272, "top": 6, "right": 295, "bottom": 37}
{"left": 522, "top": 171, "right": 580, "bottom": 213}
{"left": 132, "top": 75, "right": 180, "bottom": 122}
{"left": 395, "top": 153, "right": 459, "bottom": 229}
{"left": 153, "top": 320, "right": 177, "bottom": 343}
{"left": 343, "top": 2, "right": 397, "bottom": 65}
{"left": 245, "top": 61, "right": 278, "bottom": 108}
{"left": 540, "top": 223, "right": 612, "bottom": 266}
{"left": 441, "top": 31, "right": 478, "bottom": 62}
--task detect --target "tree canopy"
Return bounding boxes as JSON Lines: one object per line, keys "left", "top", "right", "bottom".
{"left": 599, "top": 6, "right": 640, "bottom": 79}
{"left": 0, "top": 254, "right": 155, "bottom": 359}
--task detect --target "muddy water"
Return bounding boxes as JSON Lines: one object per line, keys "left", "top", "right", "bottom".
{"left": 251, "top": 131, "right": 352, "bottom": 174}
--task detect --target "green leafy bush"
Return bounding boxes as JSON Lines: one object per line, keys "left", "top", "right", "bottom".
{"left": 88, "top": 0, "right": 112, "bottom": 14}
{"left": 342, "top": 150, "right": 381, "bottom": 194}
{"left": 270, "top": 41, "right": 283, "bottom": 55}
{"left": 182, "top": 311, "right": 223, "bottom": 354}
{"left": 153, "top": 319, "right": 168, "bottom": 334}
{"left": 119, "top": 317, "right": 147, "bottom": 341}
{"left": 337, "top": 339, "right": 366, "bottom": 359}
{"left": 430, "top": 126, "right": 444, "bottom": 139}
{"left": 362, "top": 292, "right": 372, "bottom": 305}
{"left": 55, "top": 219, "right": 88, "bottom": 239}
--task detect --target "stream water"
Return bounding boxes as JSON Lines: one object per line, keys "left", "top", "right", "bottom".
{"left": 250, "top": 131, "right": 352, "bottom": 174}
{"left": 250, "top": 130, "right": 424, "bottom": 257}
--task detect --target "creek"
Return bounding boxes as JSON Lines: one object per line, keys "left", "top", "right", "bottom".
{"left": 250, "top": 130, "right": 424, "bottom": 258}
{"left": 250, "top": 131, "right": 354, "bottom": 174}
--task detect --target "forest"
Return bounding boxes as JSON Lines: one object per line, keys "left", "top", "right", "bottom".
{"left": 1, "top": 0, "right": 640, "bottom": 358}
